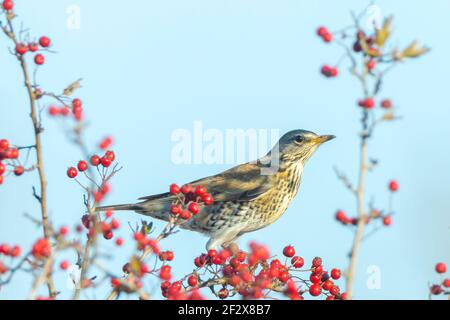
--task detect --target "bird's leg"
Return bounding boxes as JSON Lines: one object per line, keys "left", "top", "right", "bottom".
{"left": 221, "top": 242, "right": 240, "bottom": 255}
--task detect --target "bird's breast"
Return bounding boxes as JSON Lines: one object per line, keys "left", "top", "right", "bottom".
{"left": 252, "top": 162, "right": 304, "bottom": 226}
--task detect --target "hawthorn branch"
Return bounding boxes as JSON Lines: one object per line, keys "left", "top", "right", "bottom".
{"left": 1, "top": 14, "right": 56, "bottom": 298}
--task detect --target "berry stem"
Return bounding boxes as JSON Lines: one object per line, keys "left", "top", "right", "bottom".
{"left": 345, "top": 135, "right": 368, "bottom": 299}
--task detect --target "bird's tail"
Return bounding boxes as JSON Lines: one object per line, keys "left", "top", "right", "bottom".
{"left": 95, "top": 203, "right": 142, "bottom": 212}
{"left": 95, "top": 193, "right": 174, "bottom": 222}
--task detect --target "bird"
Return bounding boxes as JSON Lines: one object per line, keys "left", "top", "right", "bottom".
{"left": 96, "top": 130, "right": 335, "bottom": 250}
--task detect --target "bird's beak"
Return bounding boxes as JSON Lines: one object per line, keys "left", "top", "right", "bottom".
{"left": 314, "top": 135, "right": 336, "bottom": 144}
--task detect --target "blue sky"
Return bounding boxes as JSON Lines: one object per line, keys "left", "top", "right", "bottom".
{"left": 1, "top": 0, "right": 449, "bottom": 299}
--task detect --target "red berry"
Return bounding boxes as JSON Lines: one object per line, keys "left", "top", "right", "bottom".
{"left": 323, "top": 33, "right": 333, "bottom": 43}
{"left": 313, "top": 265, "right": 324, "bottom": 275}
{"left": 72, "top": 98, "right": 82, "bottom": 108}
{"left": 180, "top": 184, "right": 193, "bottom": 194}
{"left": 208, "top": 249, "right": 218, "bottom": 258}
{"left": 383, "top": 216, "right": 392, "bottom": 226}
{"left": 170, "top": 204, "right": 181, "bottom": 215}
{"left": 29, "top": 43, "right": 39, "bottom": 52}
{"left": 312, "top": 257, "right": 322, "bottom": 268}
{"left": 329, "top": 285, "right": 340, "bottom": 296}
{"left": 164, "top": 251, "right": 175, "bottom": 261}
{"left": 39, "top": 36, "right": 51, "bottom": 48}
{"left": 34, "top": 54, "right": 45, "bottom": 65}
{"left": 104, "top": 150, "right": 115, "bottom": 162}
{"left": 309, "top": 284, "right": 322, "bottom": 296}
{"left": 115, "top": 237, "right": 124, "bottom": 246}
{"left": 2, "top": 0, "right": 13, "bottom": 11}
{"left": 77, "top": 160, "right": 88, "bottom": 172}
{"left": 0, "top": 164, "right": 5, "bottom": 176}
{"left": 436, "top": 263, "right": 447, "bottom": 274}
{"left": 188, "top": 202, "right": 200, "bottom": 215}
{"left": 180, "top": 210, "right": 191, "bottom": 220}
{"left": 169, "top": 183, "right": 180, "bottom": 194}
{"left": 110, "top": 219, "right": 120, "bottom": 230}
{"left": 329, "top": 67, "right": 338, "bottom": 77}
{"left": 101, "top": 156, "right": 112, "bottom": 167}
{"left": 316, "top": 26, "right": 328, "bottom": 37}
{"left": 9, "top": 245, "right": 21, "bottom": 257}
{"left": 443, "top": 279, "right": 450, "bottom": 288}
{"left": 48, "top": 106, "right": 60, "bottom": 116}
{"left": 187, "top": 275, "right": 198, "bottom": 287}
{"left": 283, "top": 245, "right": 295, "bottom": 258}
{"left": 330, "top": 268, "right": 341, "bottom": 280}
{"left": 67, "top": 167, "right": 78, "bottom": 178}
{"left": 0, "top": 139, "right": 9, "bottom": 150}
{"left": 13, "top": 166, "right": 24, "bottom": 176}
{"left": 15, "top": 43, "right": 28, "bottom": 55}
{"left": 60, "top": 261, "right": 70, "bottom": 270}
{"left": 381, "top": 99, "right": 393, "bottom": 109}
{"left": 291, "top": 256, "right": 304, "bottom": 268}
{"left": 278, "top": 271, "right": 290, "bottom": 283}
{"left": 195, "top": 185, "right": 207, "bottom": 197}
{"left": 159, "top": 265, "right": 172, "bottom": 280}
{"left": 103, "top": 230, "right": 113, "bottom": 240}
{"left": 111, "top": 278, "right": 121, "bottom": 288}
{"left": 90, "top": 155, "right": 101, "bottom": 166}
{"left": 59, "top": 226, "right": 69, "bottom": 235}
{"left": 358, "top": 97, "right": 375, "bottom": 109}
{"left": 323, "top": 279, "right": 334, "bottom": 291}
{"left": 366, "top": 59, "right": 376, "bottom": 70}
{"left": 335, "top": 210, "right": 346, "bottom": 222}
{"left": 430, "top": 284, "right": 443, "bottom": 295}
{"left": 389, "top": 180, "right": 399, "bottom": 192}
{"left": 202, "top": 194, "right": 214, "bottom": 205}
{"left": 9, "top": 148, "right": 19, "bottom": 159}
{"left": 218, "top": 288, "right": 229, "bottom": 299}
{"left": 0, "top": 244, "right": 10, "bottom": 254}
{"left": 310, "top": 273, "right": 321, "bottom": 284}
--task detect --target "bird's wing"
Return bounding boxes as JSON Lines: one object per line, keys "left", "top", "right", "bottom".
{"left": 189, "top": 162, "right": 273, "bottom": 202}
{"left": 138, "top": 162, "right": 273, "bottom": 203}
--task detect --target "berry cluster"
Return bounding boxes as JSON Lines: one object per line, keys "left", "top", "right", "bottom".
{"left": 357, "top": 97, "right": 394, "bottom": 110}
{"left": 429, "top": 262, "right": 450, "bottom": 297}
{"left": 335, "top": 180, "right": 398, "bottom": 227}
{"left": 315, "top": 21, "right": 425, "bottom": 114}
{"left": 0, "top": 138, "right": 27, "bottom": 185}
{"left": 316, "top": 26, "right": 333, "bottom": 43}
{"left": 159, "top": 243, "right": 345, "bottom": 300}
{"left": 67, "top": 150, "right": 117, "bottom": 203}
{"left": 0, "top": 242, "right": 21, "bottom": 275}
{"left": 2, "top": 0, "right": 13, "bottom": 11}
{"left": 48, "top": 98, "right": 84, "bottom": 122}
{"left": 13, "top": 27, "right": 51, "bottom": 66}
{"left": 320, "top": 65, "right": 338, "bottom": 78}
{"left": 81, "top": 212, "right": 122, "bottom": 243}
{"left": 168, "top": 183, "right": 214, "bottom": 221}
{"left": 31, "top": 238, "right": 51, "bottom": 259}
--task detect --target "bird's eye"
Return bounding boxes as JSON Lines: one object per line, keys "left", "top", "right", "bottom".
{"left": 295, "top": 135, "right": 305, "bottom": 143}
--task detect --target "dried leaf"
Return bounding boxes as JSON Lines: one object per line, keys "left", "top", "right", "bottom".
{"left": 382, "top": 111, "right": 394, "bottom": 121}
{"left": 375, "top": 16, "right": 393, "bottom": 47}
{"left": 129, "top": 256, "right": 141, "bottom": 274}
{"left": 63, "top": 78, "right": 82, "bottom": 96}
{"left": 402, "top": 40, "right": 430, "bottom": 58}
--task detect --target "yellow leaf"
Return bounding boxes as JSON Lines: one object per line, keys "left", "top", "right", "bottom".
{"left": 375, "top": 16, "right": 393, "bottom": 47}
{"left": 129, "top": 256, "right": 141, "bottom": 274}
{"left": 402, "top": 40, "right": 430, "bottom": 58}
